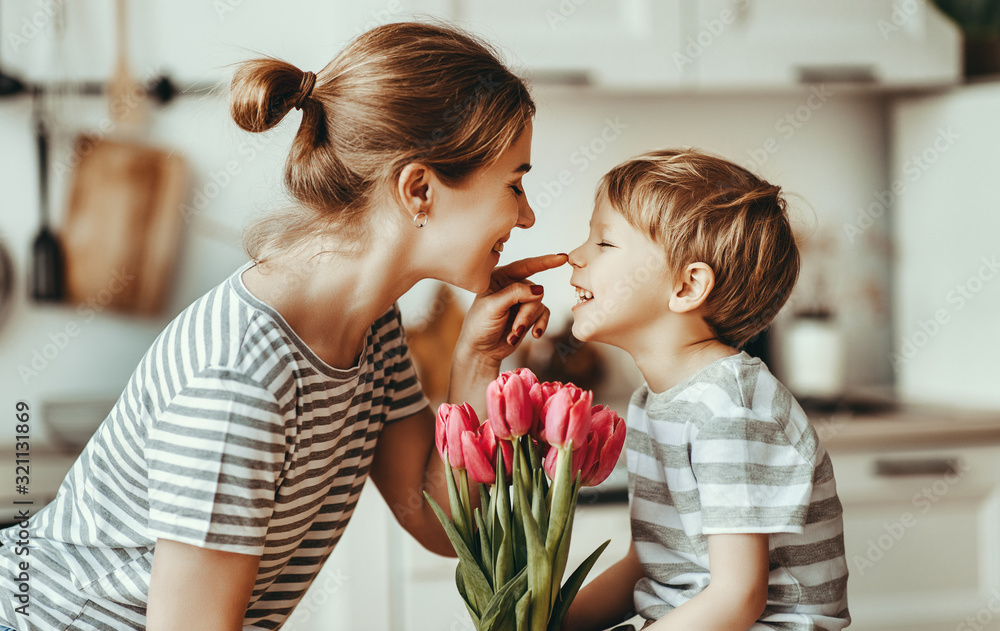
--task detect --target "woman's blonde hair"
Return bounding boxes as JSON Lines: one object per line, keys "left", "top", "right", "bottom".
{"left": 229, "top": 21, "right": 536, "bottom": 264}
{"left": 598, "top": 149, "right": 800, "bottom": 349}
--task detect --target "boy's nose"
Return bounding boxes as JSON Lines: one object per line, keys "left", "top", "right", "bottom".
{"left": 567, "top": 244, "right": 585, "bottom": 268}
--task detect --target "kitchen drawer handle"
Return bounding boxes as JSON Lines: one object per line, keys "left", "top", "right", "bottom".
{"left": 796, "top": 64, "right": 876, "bottom": 84}
{"left": 874, "top": 458, "right": 959, "bottom": 478}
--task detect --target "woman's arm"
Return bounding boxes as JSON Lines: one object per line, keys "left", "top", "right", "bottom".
{"left": 643, "top": 533, "right": 770, "bottom": 631}
{"left": 147, "top": 538, "right": 260, "bottom": 631}
{"left": 370, "top": 406, "right": 457, "bottom": 556}
{"left": 563, "top": 541, "right": 645, "bottom": 631}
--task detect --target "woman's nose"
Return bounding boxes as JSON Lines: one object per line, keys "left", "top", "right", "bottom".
{"left": 516, "top": 197, "right": 535, "bottom": 230}
{"left": 568, "top": 244, "right": 585, "bottom": 268}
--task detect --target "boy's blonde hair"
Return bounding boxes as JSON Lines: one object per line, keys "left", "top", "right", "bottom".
{"left": 598, "top": 149, "right": 799, "bottom": 349}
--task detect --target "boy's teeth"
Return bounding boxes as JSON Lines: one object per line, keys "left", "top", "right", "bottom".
{"left": 492, "top": 241, "right": 504, "bottom": 253}
{"left": 575, "top": 287, "right": 594, "bottom": 303}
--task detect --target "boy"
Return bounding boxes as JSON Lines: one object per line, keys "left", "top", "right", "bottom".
{"left": 563, "top": 150, "right": 849, "bottom": 630}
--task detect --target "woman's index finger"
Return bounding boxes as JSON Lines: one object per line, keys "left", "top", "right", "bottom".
{"left": 495, "top": 253, "right": 569, "bottom": 282}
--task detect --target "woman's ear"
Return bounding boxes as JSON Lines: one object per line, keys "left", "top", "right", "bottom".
{"left": 396, "top": 163, "right": 434, "bottom": 216}
{"left": 668, "top": 262, "right": 715, "bottom": 313}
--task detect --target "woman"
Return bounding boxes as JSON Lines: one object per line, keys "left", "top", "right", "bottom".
{"left": 0, "top": 22, "right": 565, "bottom": 630}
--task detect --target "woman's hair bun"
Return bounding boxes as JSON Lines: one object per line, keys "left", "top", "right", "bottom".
{"left": 229, "top": 57, "right": 309, "bottom": 133}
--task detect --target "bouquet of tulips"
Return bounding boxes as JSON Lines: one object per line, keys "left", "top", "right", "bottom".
{"left": 427, "top": 368, "right": 626, "bottom": 631}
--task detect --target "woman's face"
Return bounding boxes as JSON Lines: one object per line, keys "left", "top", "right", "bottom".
{"left": 427, "top": 120, "right": 535, "bottom": 293}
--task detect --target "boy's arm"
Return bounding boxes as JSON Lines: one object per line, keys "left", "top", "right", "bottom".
{"left": 563, "top": 541, "right": 644, "bottom": 631}
{"left": 644, "top": 533, "right": 770, "bottom": 631}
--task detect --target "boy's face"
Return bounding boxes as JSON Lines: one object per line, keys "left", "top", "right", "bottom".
{"left": 567, "top": 196, "right": 673, "bottom": 348}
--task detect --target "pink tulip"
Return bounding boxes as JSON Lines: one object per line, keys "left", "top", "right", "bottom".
{"left": 462, "top": 431, "right": 496, "bottom": 485}
{"left": 542, "top": 405, "right": 626, "bottom": 487}
{"left": 579, "top": 406, "right": 626, "bottom": 487}
{"left": 435, "top": 402, "right": 479, "bottom": 469}
{"left": 454, "top": 421, "right": 515, "bottom": 485}
{"left": 479, "top": 420, "right": 514, "bottom": 479}
{"left": 487, "top": 370, "right": 536, "bottom": 439}
{"left": 542, "top": 441, "right": 589, "bottom": 480}
{"left": 541, "top": 385, "right": 593, "bottom": 450}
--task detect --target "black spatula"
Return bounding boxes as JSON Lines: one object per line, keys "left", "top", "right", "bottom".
{"left": 31, "top": 92, "right": 66, "bottom": 302}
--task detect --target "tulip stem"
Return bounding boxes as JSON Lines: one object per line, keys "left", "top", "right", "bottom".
{"left": 458, "top": 469, "right": 473, "bottom": 541}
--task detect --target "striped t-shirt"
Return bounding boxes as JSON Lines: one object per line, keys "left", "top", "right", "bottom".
{"left": 626, "top": 352, "right": 850, "bottom": 630}
{"left": 0, "top": 260, "right": 429, "bottom": 630}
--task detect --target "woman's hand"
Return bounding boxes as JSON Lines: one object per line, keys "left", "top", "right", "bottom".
{"left": 460, "top": 252, "right": 568, "bottom": 362}
{"left": 447, "top": 253, "right": 567, "bottom": 413}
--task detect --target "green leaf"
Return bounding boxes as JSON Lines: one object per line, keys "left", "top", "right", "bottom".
{"left": 425, "top": 491, "right": 492, "bottom": 615}
{"left": 497, "top": 527, "right": 514, "bottom": 588}
{"left": 459, "top": 469, "right": 474, "bottom": 545}
{"left": 527, "top": 435, "right": 542, "bottom": 471}
{"left": 550, "top": 475, "right": 583, "bottom": 610}
{"left": 516, "top": 588, "right": 532, "bottom": 631}
{"left": 482, "top": 482, "right": 495, "bottom": 542}
{"left": 445, "top": 460, "right": 472, "bottom": 547}
{"left": 532, "top": 468, "right": 549, "bottom": 537}
{"left": 475, "top": 507, "right": 494, "bottom": 589}
{"left": 546, "top": 445, "right": 575, "bottom": 558}
{"left": 515, "top": 464, "right": 552, "bottom": 631}
{"left": 478, "top": 566, "right": 529, "bottom": 631}
{"left": 511, "top": 447, "right": 528, "bottom": 569}
{"left": 517, "top": 438, "right": 533, "bottom": 501}
{"left": 456, "top": 563, "right": 480, "bottom": 628}
{"left": 547, "top": 540, "right": 611, "bottom": 631}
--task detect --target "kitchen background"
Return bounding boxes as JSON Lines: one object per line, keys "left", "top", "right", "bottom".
{"left": 1, "top": 1, "right": 999, "bottom": 630}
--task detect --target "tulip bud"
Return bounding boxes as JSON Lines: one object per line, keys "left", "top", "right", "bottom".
{"left": 487, "top": 370, "right": 535, "bottom": 439}
{"left": 461, "top": 431, "right": 496, "bottom": 485}
{"left": 435, "top": 402, "right": 479, "bottom": 469}
{"left": 542, "top": 441, "right": 588, "bottom": 481}
{"left": 479, "top": 420, "right": 513, "bottom": 479}
{"left": 541, "top": 385, "right": 593, "bottom": 450}
{"left": 579, "top": 407, "right": 626, "bottom": 487}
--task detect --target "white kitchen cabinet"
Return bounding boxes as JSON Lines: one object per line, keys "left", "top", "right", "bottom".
{"left": 830, "top": 443, "right": 1000, "bottom": 630}
{"left": 414, "top": 0, "right": 688, "bottom": 88}
{"left": 890, "top": 82, "right": 1000, "bottom": 410}
{"left": 692, "top": 0, "right": 961, "bottom": 89}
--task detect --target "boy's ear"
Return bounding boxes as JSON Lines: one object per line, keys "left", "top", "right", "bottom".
{"left": 668, "top": 262, "right": 715, "bottom": 313}
{"left": 396, "top": 162, "right": 435, "bottom": 217}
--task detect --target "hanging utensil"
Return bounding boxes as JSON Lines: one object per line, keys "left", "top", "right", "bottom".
{"left": 107, "top": 0, "right": 145, "bottom": 128}
{"left": 0, "top": 235, "right": 14, "bottom": 328}
{"left": 31, "top": 91, "right": 66, "bottom": 302}
{"left": 0, "top": 0, "right": 26, "bottom": 97}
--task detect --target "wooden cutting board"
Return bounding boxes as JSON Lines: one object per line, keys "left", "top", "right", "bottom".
{"left": 62, "top": 135, "right": 187, "bottom": 316}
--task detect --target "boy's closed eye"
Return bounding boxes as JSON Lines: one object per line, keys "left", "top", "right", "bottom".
{"left": 597, "top": 241, "right": 615, "bottom": 248}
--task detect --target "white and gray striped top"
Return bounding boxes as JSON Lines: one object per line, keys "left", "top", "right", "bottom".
{"left": 0, "top": 260, "right": 429, "bottom": 630}
{"left": 626, "top": 352, "right": 850, "bottom": 630}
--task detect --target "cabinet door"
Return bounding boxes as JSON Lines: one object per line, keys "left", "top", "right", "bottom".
{"left": 831, "top": 445, "right": 1000, "bottom": 630}
{"left": 891, "top": 85, "right": 1000, "bottom": 409}
{"left": 693, "top": 0, "right": 960, "bottom": 89}
{"left": 431, "top": 0, "right": 686, "bottom": 88}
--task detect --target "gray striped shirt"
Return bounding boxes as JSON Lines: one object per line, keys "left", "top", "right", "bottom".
{"left": 0, "top": 260, "right": 429, "bottom": 630}
{"left": 627, "top": 352, "right": 850, "bottom": 630}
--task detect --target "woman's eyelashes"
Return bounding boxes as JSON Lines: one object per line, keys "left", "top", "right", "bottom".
{"left": 509, "top": 183, "right": 524, "bottom": 197}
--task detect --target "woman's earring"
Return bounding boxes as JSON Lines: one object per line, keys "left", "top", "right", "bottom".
{"left": 413, "top": 212, "right": 428, "bottom": 229}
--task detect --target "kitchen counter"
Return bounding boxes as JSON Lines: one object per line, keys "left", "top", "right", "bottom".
{"left": 810, "top": 403, "right": 1000, "bottom": 451}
